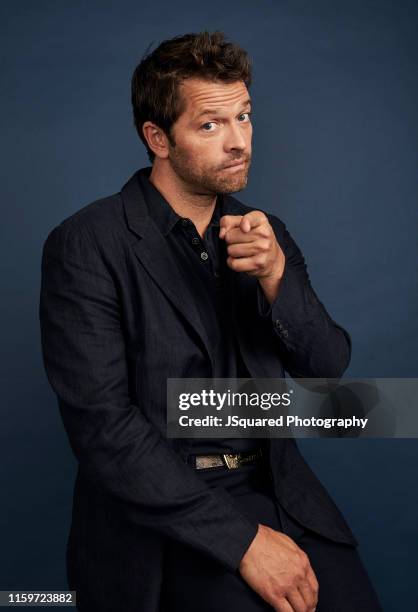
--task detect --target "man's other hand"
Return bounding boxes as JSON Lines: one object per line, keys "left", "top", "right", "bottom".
{"left": 239, "top": 523, "right": 319, "bottom": 612}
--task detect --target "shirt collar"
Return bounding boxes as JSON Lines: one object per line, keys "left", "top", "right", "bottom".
{"left": 137, "top": 166, "right": 223, "bottom": 236}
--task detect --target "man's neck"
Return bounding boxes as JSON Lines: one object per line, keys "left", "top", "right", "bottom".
{"left": 149, "top": 161, "right": 217, "bottom": 238}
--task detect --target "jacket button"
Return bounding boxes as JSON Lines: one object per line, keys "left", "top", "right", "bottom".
{"left": 282, "top": 329, "right": 289, "bottom": 338}
{"left": 200, "top": 251, "right": 209, "bottom": 260}
{"left": 274, "top": 319, "right": 282, "bottom": 329}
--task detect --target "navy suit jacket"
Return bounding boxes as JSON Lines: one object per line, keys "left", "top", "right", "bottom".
{"left": 39, "top": 168, "right": 357, "bottom": 612}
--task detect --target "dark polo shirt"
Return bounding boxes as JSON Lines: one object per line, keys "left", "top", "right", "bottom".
{"left": 137, "top": 168, "right": 269, "bottom": 456}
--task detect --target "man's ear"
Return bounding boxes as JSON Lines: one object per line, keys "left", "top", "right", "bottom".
{"left": 142, "top": 121, "right": 170, "bottom": 159}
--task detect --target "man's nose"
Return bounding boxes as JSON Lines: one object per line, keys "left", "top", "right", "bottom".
{"left": 224, "top": 122, "right": 247, "bottom": 152}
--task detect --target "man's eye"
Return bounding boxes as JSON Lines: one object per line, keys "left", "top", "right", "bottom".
{"left": 201, "top": 122, "right": 216, "bottom": 131}
{"left": 238, "top": 112, "right": 251, "bottom": 122}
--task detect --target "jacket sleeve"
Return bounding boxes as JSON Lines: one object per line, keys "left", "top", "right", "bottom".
{"left": 256, "top": 214, "right": 352, "bottom": 378}
{"left": 39, "top": 221, "right": 258, "bottom": 572}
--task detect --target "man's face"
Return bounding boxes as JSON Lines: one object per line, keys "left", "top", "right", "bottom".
{"left": 167, "top": 78, "right": 252, "bottom": 194}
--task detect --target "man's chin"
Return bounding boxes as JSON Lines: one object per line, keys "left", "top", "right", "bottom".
{"left": 212, "top": 169, "right": 249, "bottom": 194}
{"left": 216, "top": 176, "right": 248, "bottom": 194}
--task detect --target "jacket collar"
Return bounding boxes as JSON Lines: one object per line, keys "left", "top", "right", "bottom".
{"left": 122, "top": 166, "right": 244, "bottom": 238}
{"left": 135, "top": 167, "right": 223, "bottom": 236}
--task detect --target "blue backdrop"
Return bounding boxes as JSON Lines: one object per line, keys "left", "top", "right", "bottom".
{"left": 1, "top": 1, "right": 417, "bottom": 609}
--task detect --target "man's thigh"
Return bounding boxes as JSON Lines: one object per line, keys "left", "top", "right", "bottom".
{"left": 160, "top": 465, "right": 382, "bottom": 611}
{"left": 277, "top": 505, "right": 383, "bottom": 612}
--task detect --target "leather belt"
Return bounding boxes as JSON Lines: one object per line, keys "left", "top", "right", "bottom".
{"left": 192, "top": 447, "right": 264, "bottom": 470}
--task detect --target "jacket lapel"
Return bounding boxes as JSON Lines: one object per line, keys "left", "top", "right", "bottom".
{"left": 121, "top": 170, "right": 216, "bottom": 370}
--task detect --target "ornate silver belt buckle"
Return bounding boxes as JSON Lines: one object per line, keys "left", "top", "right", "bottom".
{"left": 222, "top": 453, "right": 240, "bottom": 469}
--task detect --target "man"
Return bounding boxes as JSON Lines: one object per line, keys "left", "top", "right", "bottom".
{"left": 39, "top": 31, "right": 381, "bottom": 612}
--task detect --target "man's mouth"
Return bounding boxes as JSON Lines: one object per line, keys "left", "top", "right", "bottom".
{"left": 221, "top": 159, "right": 247, "bottom": 170}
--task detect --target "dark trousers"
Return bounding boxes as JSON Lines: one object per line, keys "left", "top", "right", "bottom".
{"left": 160, "top": 461, "right": 382, "bottom": 611}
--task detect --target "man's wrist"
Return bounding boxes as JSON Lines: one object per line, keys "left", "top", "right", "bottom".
{"left": 257, "top": 272, "right": 283, "bottom": 305}
{"left": 239, "top": 523, "right": 261, "bottom": 571}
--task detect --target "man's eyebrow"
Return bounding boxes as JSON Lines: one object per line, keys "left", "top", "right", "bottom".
{"left": 195, "top": 98, "right": 252, "bottom": 120}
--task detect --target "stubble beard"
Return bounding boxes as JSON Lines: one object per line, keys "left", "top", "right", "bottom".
{"left": 169, "top": 146, "right": 251, "bottom": 195}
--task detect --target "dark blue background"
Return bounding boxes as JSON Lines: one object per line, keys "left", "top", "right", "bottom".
{"left": 1, "top": 1, "right": 417, "bottom": 609}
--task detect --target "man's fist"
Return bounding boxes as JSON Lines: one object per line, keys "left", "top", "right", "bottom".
{"left": 219, "top": 211, "right": 285, "bottom": 304}
{"left": 239, "top": 523, "right": 319, "bottom": 612}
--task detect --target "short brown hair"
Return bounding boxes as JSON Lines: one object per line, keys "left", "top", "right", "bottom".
{"left": 131, "top": 31, "right": 252, "bottom": 162}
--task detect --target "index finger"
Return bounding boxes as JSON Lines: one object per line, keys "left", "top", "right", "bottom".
{"left": 219, "top": 215, "right": 243, "bottom": 239}
{"left": 219, "top": 210, "right": 267, "bottom": 239}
